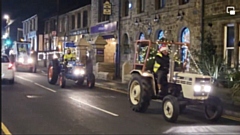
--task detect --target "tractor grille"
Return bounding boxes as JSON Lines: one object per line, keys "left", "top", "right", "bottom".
{"left": 195, "top": 78, "right": 211, "bottom": 84}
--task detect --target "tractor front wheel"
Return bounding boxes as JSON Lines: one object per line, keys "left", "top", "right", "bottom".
{"left": 128, "top": 74, "right": 151, "bottom": 113}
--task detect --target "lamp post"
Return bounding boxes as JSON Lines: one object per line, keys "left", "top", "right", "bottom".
{"left": 3, "top": 14, "right": 10, "bottom": 39}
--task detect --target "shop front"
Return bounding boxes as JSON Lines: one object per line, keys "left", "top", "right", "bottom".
{"left": 90, "top": 21, "right": 118, "bottom": 64}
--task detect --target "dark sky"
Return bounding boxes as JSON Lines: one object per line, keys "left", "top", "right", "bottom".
{"left": 1, "top": 0, "right": 91, "bottom": 29}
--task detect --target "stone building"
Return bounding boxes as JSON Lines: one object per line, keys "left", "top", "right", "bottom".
{"left": 91, "top": 0, "right": 240, "bottom": 82}
{"left": 204, "top": 0, "right": 240, "bottom": 68}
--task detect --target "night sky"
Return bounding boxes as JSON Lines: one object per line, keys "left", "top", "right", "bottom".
{"left": 1, "top": 0, "right": 91, "bottom": 39}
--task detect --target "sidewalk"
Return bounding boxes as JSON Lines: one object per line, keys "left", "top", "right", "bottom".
{"left": 37, "top": 66, "right": 240, "bottom": 118}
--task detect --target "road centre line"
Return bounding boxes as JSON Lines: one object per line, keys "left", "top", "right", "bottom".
{"left": 34, "top": 83, "right": 56, "bottom": 93}
{"left": 16, "top": 76, "right": 34, "bottom": 83}
{"left": 1, "top": 122, "right": 12, "bottom": 135}
{"left": 70, "top": 97, "right": 119, "bottom": 117}
{"left": 16, "top": 76, "right": 56, "bottom": 93}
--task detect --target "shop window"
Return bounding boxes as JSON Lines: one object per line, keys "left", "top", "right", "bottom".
{"left": 77, "top": 13, "right": 81, "bottom": 28}
{"left": 179, "top": 0, "right": 189, "bottom": 5}
{"left": 83, "top": 11, "right": 88, "bottom": 27}
{"left": 98, "top": 0, "right": 110, "bottom": 22}
{"left": 139, "top": 32, "right": 145, "bottom": 40}
{"left": 224, "top": 24, "right": 235, "bottom": 67}
{"left": 157, "top": 30, "right": 164, "bottom": 39}
{"left": 71, "top": 15, "right": 75, "bottom": 30}
{"left": 137, "top": 0, "right": 145, "bottom": 14}
{"left": 123, "top": 0, "right": 129, "bottom": 17}
{"left": 155, "top": 0, "right": 166, "bottom": 10}
{"left": 181, "top": 27, "right": 190, "bottom": 43}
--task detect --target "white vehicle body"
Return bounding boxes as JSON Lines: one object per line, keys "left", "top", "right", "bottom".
{"left": 1, "top": 54, "right": 15, "bottom": 83}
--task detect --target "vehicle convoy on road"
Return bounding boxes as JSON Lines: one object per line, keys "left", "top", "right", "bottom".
{"left": 128, "top": 39, "right": 223, "bottom": 123}
{"left": 13, "top": 41, "right": 37, "bottom": 73}
{"left": 1, "top": 54, "right": 15, "bottom": 84}
{"left": 47, "top": 42, "right": 95, "bottom": 88}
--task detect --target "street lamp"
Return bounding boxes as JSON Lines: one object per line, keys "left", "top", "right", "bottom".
{"left": 3, "top": 14, "right": 9, "bottom": 20}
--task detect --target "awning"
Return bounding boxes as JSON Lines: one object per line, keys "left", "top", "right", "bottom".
{"left": 102, "top": 35, "right": 115, "bottom": 40}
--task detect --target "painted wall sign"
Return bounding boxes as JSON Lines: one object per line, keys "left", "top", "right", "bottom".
{"left": 90, "top": 21, "right": 117, "bottom": 34}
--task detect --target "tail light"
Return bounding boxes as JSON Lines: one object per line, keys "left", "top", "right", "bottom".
{"left": 8, "top": 63, "right": 13, "bottom": 69}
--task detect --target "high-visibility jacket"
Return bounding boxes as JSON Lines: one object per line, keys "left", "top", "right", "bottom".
{"left": 153, "top": 52, "right": 162, "bottom": 73}
{"left": 63, "top": 53, "right": 76, "bottom": 61}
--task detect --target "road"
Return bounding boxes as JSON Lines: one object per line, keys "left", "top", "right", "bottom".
{"left": 2, "top": 71, "right": 240, "bottom": 134}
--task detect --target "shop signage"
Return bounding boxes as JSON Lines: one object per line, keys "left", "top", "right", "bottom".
{"left": 65, "top": 42, "right": 76, "bottom": 48}
{"left": 69, "top": 28, "right": 89, "bottom": 36}
{"left": 103, "top": 1, "right": 112, "bottom": 15}
{"left": 90, "top": 21, "right": 117, "bottom": 34}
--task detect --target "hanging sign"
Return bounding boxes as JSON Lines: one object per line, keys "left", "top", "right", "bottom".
{"left": 103, "top": 1, "right": 112, "bottom": 15}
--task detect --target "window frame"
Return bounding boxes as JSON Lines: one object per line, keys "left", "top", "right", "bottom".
{"left": 179, "top": 0, "right": 189, "bottom": 5}
{"left": 83, "top": 10, "right": 88, "bottom": 27}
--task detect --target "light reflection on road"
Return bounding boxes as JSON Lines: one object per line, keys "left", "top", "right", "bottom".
{"left": 163, "top": 125, "right": 240, "bottom": 134}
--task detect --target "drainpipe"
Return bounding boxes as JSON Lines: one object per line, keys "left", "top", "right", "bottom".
{"left": 115, "top": 0, "right": 122, "bottom": 78}
{"left": 201, "top": 0, "right": 205, "bottom": 54}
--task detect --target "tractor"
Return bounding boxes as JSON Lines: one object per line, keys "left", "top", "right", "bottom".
{"left": 128, "top": 39, "right": 223, "bottom": 123}
{"left": 13, "top": 41, "right": 37, "bottom": 73}
{"left": 47, "top": 43, "right": 95, "bottom": 88}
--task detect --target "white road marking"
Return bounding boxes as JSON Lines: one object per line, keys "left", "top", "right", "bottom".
{"left": 34, "top": 83, "right": 57, "bottom": 93}
{"left": 70, "top": 97, "right": 119, "bottom": 117}
{"left": 26, "top": 95, "right": 40, "bottom": 98}
{"left": 16, "top": 76, "right": 34, "bottom": 83}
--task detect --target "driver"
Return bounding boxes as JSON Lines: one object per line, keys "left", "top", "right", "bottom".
{"left": 153, "top": 46, "right": 170, "bottom": 94}
{"left": 63, "top": 49, "right": 76, "bottom": 62}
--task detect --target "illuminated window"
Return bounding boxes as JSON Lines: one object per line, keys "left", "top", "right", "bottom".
{"left": 224, "top": 24, "right": 235, "bottom": 67}
{"left": 139, "top": 32, "right": 145, "bottom": 40}
{"left": 181, "top": 27, "right": 190, "bottom": 43}
{"left": 158, "top": 30, "right": 164, "bottom": 39}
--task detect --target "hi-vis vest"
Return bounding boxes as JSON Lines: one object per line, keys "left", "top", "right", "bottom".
{"left": 64, "top": 53, "right": 75, "bottom": 61}
{"left": 153, "top": 52, "right": 163, "bottom": 73}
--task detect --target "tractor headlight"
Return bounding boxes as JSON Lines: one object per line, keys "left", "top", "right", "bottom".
{"left": 73, "top": 69, "right": 85, "bottom": 75}
{"left": 203, "top": 85, "right": 211, "bottom": 92}
{"left": 28, "top": 58, "right": 33, "bottom": 63}
{"left": 19, "top": 58, "right": 24, "bottom": 63}
{"left": 194, "top": 85, "right": 201, "bottom": 92}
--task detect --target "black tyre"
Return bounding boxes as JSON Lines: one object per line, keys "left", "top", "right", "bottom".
{"left": 59, "top": 74, "right": 66, "bottom": 88}
{"left": 30, "top": 66, "right": 37, "bottom": 73}
{"left": 47, "top": 60, "right": 59, "bottom": 85}
{"left": 76, "top": 78, "right": 84, "bottom": 85}
{"left": 204, "top": 96, "right": 223, "bottom": 122}
{"left": 162, "top": 95, "right": 180, "bottom": 123}
{"left": 128, "top": 74, "right": 151, "bottom": 113}
{"left": 87, "top": 73, "right": 95, "bottom": 88}
{"left": 9, "top": 78, "right": 14, "bottom": 84}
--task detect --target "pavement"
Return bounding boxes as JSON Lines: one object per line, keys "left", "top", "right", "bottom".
{"left": 1, "top": 68, "right": 240, "bottom": 134}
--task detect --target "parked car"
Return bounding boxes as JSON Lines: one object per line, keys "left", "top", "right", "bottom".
{"left": 1, "top": 54, "right": 15, "bottom": 84}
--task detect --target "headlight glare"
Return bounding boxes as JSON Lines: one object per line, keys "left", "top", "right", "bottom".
{"left": 19, "top": 58, "right": 24, "bottom": 63}
{"left": 204, "top": 85, "right": 211, "bottom": 92}
{"left": 28, "top": 58, "right": 33, "bottom": 63}
{"left": 194, "top": 85, "right": 201, "bottom": 92}
{"left": 73, "top": 69, "right": 85, "bottom": 75}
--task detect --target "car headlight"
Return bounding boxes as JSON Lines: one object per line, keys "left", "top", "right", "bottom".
{"left": 194, "top": 85, "right": 201, "bottom": 92}
{"left": 203, "top": 85, "right": 211, "bottom": 92}
{"left": 19, "top": 58, "right": 24, "bottom": 63}
{"left": 53, "top": 54, "right": 58, "bottom": 59}
{"left": 28, "top": 58, "right": 33, "bottom": 63}
{"left": 73, "top": 69, "right": 85, "bottom": 75}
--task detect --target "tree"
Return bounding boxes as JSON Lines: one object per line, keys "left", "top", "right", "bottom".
{"left": 192, "top": 31, "right": 225, "bottom": 80}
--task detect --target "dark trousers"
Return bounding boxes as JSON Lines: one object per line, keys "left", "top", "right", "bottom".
{"left": 156, "top": 70, "right": 168, "bottom": 85}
